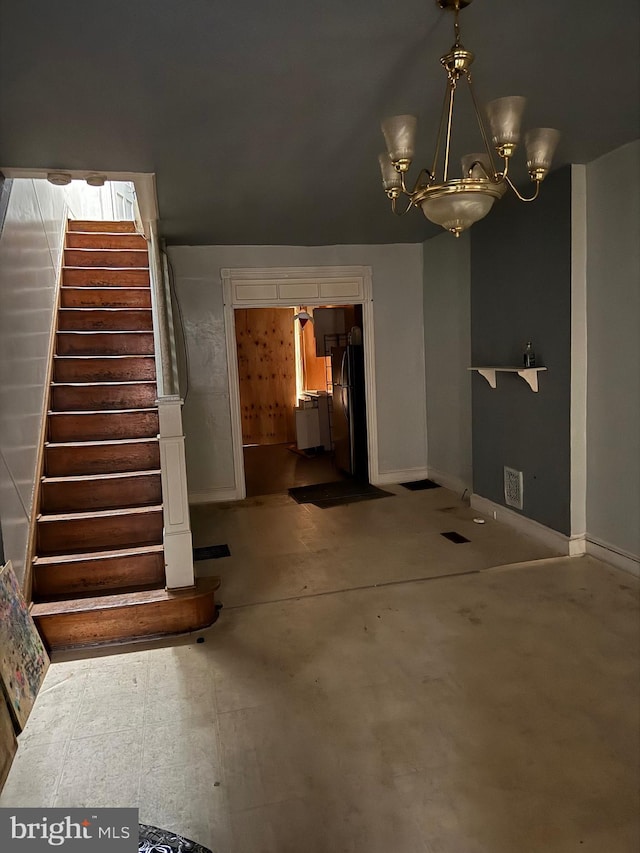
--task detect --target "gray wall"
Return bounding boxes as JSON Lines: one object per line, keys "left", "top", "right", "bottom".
{"left": 0, "top": 180, "right": 67, "bottom": 583}
{"left": 586, "top": 140, "right": 640, "bottom": 560}
{"left": 470, "top": 167, "right": 573, "bottom": 534}
{"left": 167, "top": 244, "right": 427, "bottom": 499}
{"left": 423, "top": 231, "right": 472, "bottom": 492}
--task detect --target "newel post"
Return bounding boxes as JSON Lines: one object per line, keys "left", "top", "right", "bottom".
{"left": 157, "top": 395, "right": 194, "bottom": 589}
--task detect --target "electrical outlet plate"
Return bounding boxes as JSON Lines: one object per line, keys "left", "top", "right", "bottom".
{"left": 504, "top": 466, "right": 523, "bottom": 510}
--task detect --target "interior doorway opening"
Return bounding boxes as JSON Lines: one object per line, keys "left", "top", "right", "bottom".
{"left": 234, "top": 303, "right": 368, "bottom": 498}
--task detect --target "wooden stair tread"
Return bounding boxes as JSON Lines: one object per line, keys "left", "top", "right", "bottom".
{"left": 64, "top": 249, "right": 149, "bottom": 269}
{"left": 66, "top": 233, "right": 147, "bottom": 250}
{"left": 69, "top": 231, "right": 142, "bottom": 237}
{"left": 61, "top": 298, "right": 152, "bottom": 310}
{"left": 38, "top": 504, "right": 163, "bottom": 523}
{"left": 60, "top": 288, "right": 151, "bottom": 293}
{"left": 63, "top": 266, "right": 149, "bottom": 273}
{"left": 57, "top": 329, "right": 153, "bottom": 335}
{"left": 53, "top": 355, "right": 157, "bottom": 377}
{"left": 45, "top": 437, "right": 158, "bottom": 448}
{"left": 58, "top": 304, "right": 151, "bottom": 314}
{"left": 68, "top": 220, "right": 137, "bottom": 232}
{"left": 62, "top": 268, "right": 150, "bottom": 286}
{"left": 51, "top": 380, "right": 157, "bottom": 387}
{"left": 56, "top": 308, "right": 153, "bottom": 332}
{"left": 65, "top": 248, "right": 148, "bottom": 254}
{"left": 46, "top": 410, "right": 160, "bottom": 442}
{"left": 36, "top": 584, "right": 167, "bottom": 604}
{"left": 34, "top": 544, "right": 164, "bottom": 566}
{"left": 63, "top": 264, "right": 148, "bottom": 269}
{"left": 42, "top": 469, "right": 161, "bottom": 484}
{"left": 55, "top": 354, "right": 155, "bottom": 359}
{"left": 31, "top": 577, "right": 221, "bottom": 617}
{"left": 61, "top": 287, "right": 150, "bottom": 293}
{"left": 49, "top": 407, "right": 158, "bottom": 415}
{"left": 55, "top": 331, "right": 155, "bottom": 356}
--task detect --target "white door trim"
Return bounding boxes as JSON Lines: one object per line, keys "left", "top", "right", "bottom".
{"left": 570, "top": 164, "right": 588, "bottom": 540}
{"left": 221, "top": 266, "right": 378, "bottom": 499}
{"left": 0, "top": 167, "right": 159, "bottom": 224}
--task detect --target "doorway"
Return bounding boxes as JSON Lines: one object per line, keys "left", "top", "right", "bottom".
{"left": 235, "top": 305, "right": 368, "bottom": 497}
{"left": 222, "top": 265, "right": 379, "bottom": 499}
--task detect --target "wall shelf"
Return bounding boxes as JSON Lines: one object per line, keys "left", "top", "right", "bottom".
{"left": 468, "top": 366, "right": 547, "bottom": 392}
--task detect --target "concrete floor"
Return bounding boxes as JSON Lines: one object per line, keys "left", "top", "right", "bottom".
{"left": 2, "top": 486, "right": 639, "bottom": 853}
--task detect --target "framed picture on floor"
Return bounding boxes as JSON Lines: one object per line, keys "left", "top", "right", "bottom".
{"left": 0, "top": 561, "right": 49, "bottom": 731}
{"left": 0, "top": 686, "right": 17, "bottom": 790}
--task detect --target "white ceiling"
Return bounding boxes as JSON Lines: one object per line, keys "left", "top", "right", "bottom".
{"left": 1, "top": 0, "right": 638, "bottom": 245}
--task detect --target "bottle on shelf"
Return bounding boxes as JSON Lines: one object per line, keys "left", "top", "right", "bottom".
{"left": 523, "top": 341, "right": 536, "bottom": 368}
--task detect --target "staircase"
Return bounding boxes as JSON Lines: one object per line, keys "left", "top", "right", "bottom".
{"left": 30, "top": 220, "right": 218, "bottom": 652}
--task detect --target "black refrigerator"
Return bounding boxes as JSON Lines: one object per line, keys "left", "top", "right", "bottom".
{"left": 331, "top": 340, "right": 368, "bottom": 481}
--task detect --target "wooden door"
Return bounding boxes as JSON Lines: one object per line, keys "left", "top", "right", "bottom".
{"left": 235, "top": 308, "right": 297, "bottom": 445}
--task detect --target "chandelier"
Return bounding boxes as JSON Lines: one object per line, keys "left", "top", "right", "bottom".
{"left": 378, "top": 0, "right": 560, "bottom": 237}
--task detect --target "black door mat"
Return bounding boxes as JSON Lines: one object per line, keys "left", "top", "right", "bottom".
{"left": 193, "top": 544, "right": 231, "bottom": 561}
{"left": 441, "top": 531, "right": 470, "bottom": 544}
{"left": 400, "top": 479, "right": 441, "bottom": 490}
{"left": 289, "top": 480, "right": 394, "bottom": 508}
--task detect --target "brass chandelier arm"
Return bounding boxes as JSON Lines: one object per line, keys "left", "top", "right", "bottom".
{"left": 391, "top": 195, "right": 415, "bottom": 215}
{"left": 465, "top": 160, "right": 491, "bottom": 179}
{"left": 505, "top": 175, "right": 541, "bottom": 202}
{"left": 400, "top": 168, "right": 433, "bottom": 196}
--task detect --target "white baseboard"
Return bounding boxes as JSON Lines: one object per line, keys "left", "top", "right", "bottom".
{"left": 586, "top": 537, "right": 640, "bottom": 578}
{"left": 372, "top": 467, "right": 430, "bottom": 486}
{"left": 470, "top": 494, "right": 571, "bottom": 554}
{"left": 568, "top": 535, "right": 587, "bottom": 557}
{"left": 470, "top": 494, "right": 640, "bottom": 578}
{"left": 189, "top": 487, "right": 241, "bottom": 505}
{"left": 427, "top": 467, "right": 471, "bottom": 498}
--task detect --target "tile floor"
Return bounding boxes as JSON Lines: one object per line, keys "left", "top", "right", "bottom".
{"left": 2, "top": 486, "right": 639, "bottom": 853}
{"left": 191, "top": 485, "right": 565, "bottom": 608}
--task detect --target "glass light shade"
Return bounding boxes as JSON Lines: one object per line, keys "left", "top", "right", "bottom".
{"left": 485, "top": 96, "right": 527, "bottom": 148}
{"left": 378, "top": 153, "right": 402, "bottom": 190}
{"left": 524, "top": 128, "right": 561, "bottom": 174}
{"left": 461, "top": 153, "right": 493, "bottom": 179}
{"left": 381, "top": 114, "right": 417, "bottom": 163}
{"left": 420, "top": 192, "right": 496, "bottom": 233}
